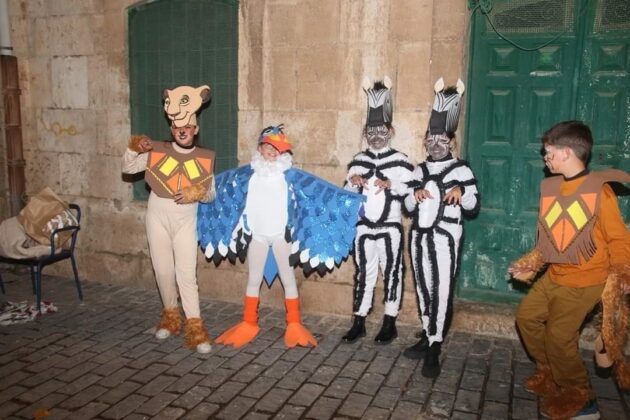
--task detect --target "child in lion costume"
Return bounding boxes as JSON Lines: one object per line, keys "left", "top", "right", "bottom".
{"left": 508, "top": 120, "right": 630, "bottom": 420}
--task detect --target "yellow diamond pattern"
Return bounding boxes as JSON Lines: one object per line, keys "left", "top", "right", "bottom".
{"left": 545, "top": 201, "right": 562, "bottom": 228}
{"left": 567, "top": 201, "right": 588, "bottom": 230}
{"left": 159, "top": 156, "right": 178, "bottom": 176}
{"left": 184, "top": 159, "right": 201, "bottom": 180}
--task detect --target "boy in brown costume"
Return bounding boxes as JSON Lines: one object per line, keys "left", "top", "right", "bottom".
{"left": 509, "top": 120, "right": 630, "bottom": 419}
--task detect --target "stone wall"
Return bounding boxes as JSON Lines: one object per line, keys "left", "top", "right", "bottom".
{"left": 4, "top": 0, "right": 469, "bottom": 322}
{"left": 0, "top": 59, "right": 8, "bottom": 221}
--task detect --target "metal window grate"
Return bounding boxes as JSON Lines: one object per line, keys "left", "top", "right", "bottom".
{"left": 128, "top": 0, "right": 239, "bottom": 199}
{"left": 594, "top": 0, "right": 630, "bottom": 32}
{"left": 486, "top": 0, "right": 574, "bottom": 33}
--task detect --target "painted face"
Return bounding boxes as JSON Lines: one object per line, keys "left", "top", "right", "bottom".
{"left": 425, "top": 133, "right": 452, "bottom": 160}
{"left": 259, "top": 142, "right": 280, "bottom": 162}
{"left": 366, "top": 125, "right": 391, "bottom": 150}
{"left": 543, "top": 144, "right": 565, "bottom": 173}
{"left": 170, "top": 124, "right": 198, "bottom": 148}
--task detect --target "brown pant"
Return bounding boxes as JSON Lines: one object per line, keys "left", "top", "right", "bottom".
{"left": 516, "top": 273, "right": 604, "bottom": 388}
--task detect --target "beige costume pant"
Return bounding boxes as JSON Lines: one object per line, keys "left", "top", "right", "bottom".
{"left": 516, "top": 273, "right": 604, "bottom": 389}
{"left": 146, "top": 192, "right": 201, "bottom": 319}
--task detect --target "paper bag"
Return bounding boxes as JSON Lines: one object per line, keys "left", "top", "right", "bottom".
{"left": 16, "top": 187, "right": 77, "bottom": 248}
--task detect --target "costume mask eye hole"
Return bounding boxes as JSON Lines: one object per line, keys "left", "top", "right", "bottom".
{"left": 180, "top": 95, "right": 189, "bottom": 105}
{"left": 164, "top": 98, "right": 170, "bottom": 106}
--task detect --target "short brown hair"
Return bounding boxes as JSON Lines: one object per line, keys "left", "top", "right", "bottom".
{"left": 542, "top": 120, "right": 593, "bottom": 163}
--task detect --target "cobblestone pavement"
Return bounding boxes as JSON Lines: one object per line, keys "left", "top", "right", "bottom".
{"left": 0, "top": 270, "right": 629, "bottom": 419}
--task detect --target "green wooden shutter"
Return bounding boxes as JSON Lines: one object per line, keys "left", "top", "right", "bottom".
{"left": 462, "top": 0, "right": 630, "bottom": 303}
{"left": 128, "top": 0, "right": 238, "bottom": 199}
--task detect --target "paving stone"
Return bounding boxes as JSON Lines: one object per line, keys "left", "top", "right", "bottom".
{"left": 511, "top": 397, "right": 539, "bottom": 420}
{"left": 17, "top": 392, "right": 68, "bottom": 418}
{"left": 232, "top": 363, "right": 266, "bottom": 383}
{"left": 484, "top": 380, "right": 510, "bottom": 403}
{"left": 193, "top": 355, "right": 228, "bottom": 374}
{"left": 206, "top": 380, "right": 247, "bottom": 404}
{"left": 0, "top": 400, "right": 24, "bottom": 418}
{"left": 255, "top": 388, "right": 293, "bottom": 413}
{"left": 432, "top": 370, "right": 461, "bottom": 394}
{"left": 151, "top": 406, "right": 187, "bottom": 419}
{"left": 353, "top": 372, "right": 385, "bottom": 396}
{"left": 180, "top": 402, "right": 220, "bottom": 420}
{"left": 243, "top": 412, "right": 271, "bottom": 420}
{"left": 323, "top": 377, "right": 356, "bottom": 399}
{"left": 16, "top": 379, "right": 66, "bottom": 404}
{"left": 165, "top": 373, "right": 204, "bottom": 393}
{"left": 0, "top": 370, "right": 30, "bottom": 390}
{"left": 480, "top": 401, "right": 509, "bottom": 419}
{"left": 197, "top": 367, "right": 235, "bottom": 388}
{"left": 262, "top": 360, "right": 295, "bottom": 379}
{"left": 464, "top": 355, "right": 488, "bottom": 374}
{"left": 338, "top": 392, "right": 372, "bottom": 417}
{"left": 427, "top": 390, "right": 455, "bottom": 418}
{"left": 294, "top": 354, "right": 325, "bottom": 372}
{"left": 216, "top": 395, "right": 257, "bottom": 419}
{"left": 371, "top": 385, "right": 400, "bottom": 410}
{"left": 20, "top": 367, "right": 65, "bottom": 387}
{"left": 58, "top": 372, "right": 103, "bottom": 395}
{"left": 389, "top": 400, "right": 424, "bottom": 419}
{"left": 453, "top": 389, "right": 481, "bottom": 413}
{"left": 0, "top": 385, "right": 28, "bottom": 405}
{"left": 367, "top": 355, "right": 395, "bottom": 375}
{"left": 272, "top": 404, "right": 305, "bottom": 419}
{"left": 339, "top": 360, "right": 368, "bottom": 379}
{"left": 170, "top": 385, "right": 212, "bottom": 409}
{"left": 97, "top": 381, "right": 142, "bottom": 405}
{"left": 361, "top": 405, "right": 390, "bottom": 419}
{"left": 135, "top": 391, "right": 178, "bottom": 416}
{"left": 165, "top": 356, "right": 204, "bottom": 377}
{"left": 276, "top": 368, "right": 310, "bottom": 390}
{"left": 241, "top": 376, "right": 278, "bottom": 399}
{"left": 130, "top": 362, "right": 170, "bottom": 384}
{"left": 251, "top": 347, "right": 284, "bottom": 367}
{"left": 59, "top": 384, "right": 109, "bottom": 409}
{"left": 308, "top": 364, "right": 340, "bottom": 386}
{"left": 304, "top": 396, "right": 342, "bottom": 419}
{"left": 100, "top": 394, "right": 148, "bottom": 419}
{"left": 460, "top": 370, "right": 485, "bottom": 391}
{"left": 288, "top": 382, "right": 324, "bottom": 407}
{"left": 450, "top": 410, "right": 478, "bottom": 419}
{"left": 384, "top": 365, "right": 414, "bottom": 388}
{"left": 137, "top": 374, "right": 178, "bottom": 397}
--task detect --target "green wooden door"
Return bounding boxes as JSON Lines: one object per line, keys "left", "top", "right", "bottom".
{"left": 460, "top": 0, "right": 630, "bottom": 303}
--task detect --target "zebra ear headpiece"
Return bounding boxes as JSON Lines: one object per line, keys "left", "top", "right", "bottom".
{"left": 362, "top": 76, "right": 393, "bottom": 127}
{"left": 428, "top": 78, "right": 465, "bottom": 138}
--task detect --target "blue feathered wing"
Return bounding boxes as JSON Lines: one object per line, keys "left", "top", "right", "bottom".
{"left": 197, "top": 165, "right": 253, "bottom": 264}
{"left": 197, "top": 166, "right": 365, "bottom": 279}
{"left": 285, "top": 169, "right": 365, "bottom": 276}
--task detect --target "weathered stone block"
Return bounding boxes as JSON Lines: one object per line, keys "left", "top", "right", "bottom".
{"left": 268, "top": 48, "right": 296, "bottom": 110}
{"left": 37, "top": 109, "right": 97, "bottom": 153}
{"left": 390, "top": 0, "right": 433, "bottom": 43}
{"left": 266, "top": 2, "right": 298, "bottom": 46}
{"left": 59, "top": 152, "right": 88, "bottom": 195}
{"left": 86, "top": 154, "right": 127, "bottom": 199}
{"left": 433, "top": 0, "right": 468, "bottom": 40}
{"left": 397, "top": 43, "right": 432, "bottom": 110}
{"left": 24, "top": 151, "right": 61, "bottom": 193}
{"left": 294, "top": 0, "right": 339, "bottom": 46}
{"left": 340, "top": 0, "right": 389, "bottom": 44}
{"left": 296, "top": 47, "right": 342, "bottom": 110}
{"left": 51, "top": 56, "right": 89, "bottom": 109}
{"left": 33, "top": 16, "right": 95, "bottom": 57}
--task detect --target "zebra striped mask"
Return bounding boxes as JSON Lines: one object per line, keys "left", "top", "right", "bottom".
{"left": 362, "top": 76, "right": 393, "bottom": 127}
{"left": 428, "top": 78, "right": 465, "bottom": 137}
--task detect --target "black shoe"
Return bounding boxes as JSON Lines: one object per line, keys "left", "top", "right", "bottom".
{"left": 374, "top": 315, "right": 398, "bottom": 344}
{"left": 403, "top": 330, "right": 429, "bottom": 359}
{"left": 421, "top": 342, "right": 442, "bottom": 378}
{"left": 342, "top": 315, "right": 366, "bottom": 343}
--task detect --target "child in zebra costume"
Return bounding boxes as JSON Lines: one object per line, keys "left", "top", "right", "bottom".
{"left": 403, "top": 78, "right": 480, "bottom": 378}
{"left": 342, "top": 76, "right": 414, "bottom": 344}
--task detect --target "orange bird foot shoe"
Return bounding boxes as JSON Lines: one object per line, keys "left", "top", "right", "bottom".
{"left": 216, "top": 321, "right": 260, "bottom": 348}
{"left": 285, "top": 322, "right": 317, "bottom": 348}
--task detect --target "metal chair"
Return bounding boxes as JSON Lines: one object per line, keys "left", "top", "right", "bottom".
{"left": 0, "top": 203, "right": 83, "bottom": 312}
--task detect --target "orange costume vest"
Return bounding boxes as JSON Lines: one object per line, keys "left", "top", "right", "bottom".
{"left": 145, "top": 141, "right": 215, "bottom": 199}
{"left": 536, "top": 169, "right": 630, "bottom": 264}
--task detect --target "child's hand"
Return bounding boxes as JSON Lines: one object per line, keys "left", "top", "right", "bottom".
{"left": 350, "top": 175, "right": 369, "bottom": 189}
{"left": 128, "top": 135, "right": 153, "bottom": 153}
{"left": 374, "top": 179, "right": 391, "bottom": 194}
{"left": 414, "top": 189, "right": 433, "bottom": 202}
{"left": 443, "top": 186, "right": 462, "bottom": 206}
{"left": 508, "top": 265, "right": 536, "bottom": 282}
{"left": 174, "top": 184, "right": 207, "bottom": 204}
